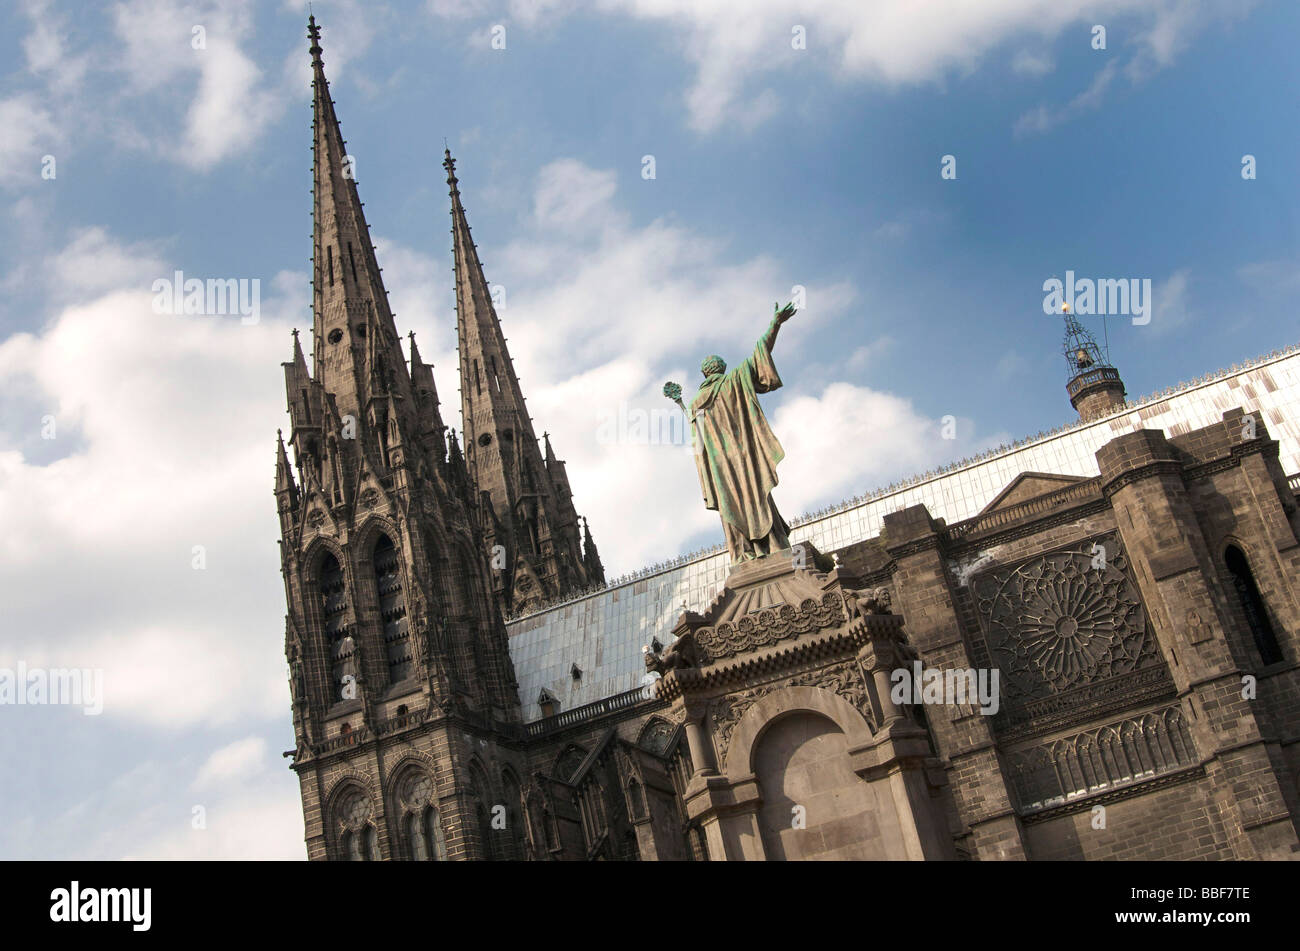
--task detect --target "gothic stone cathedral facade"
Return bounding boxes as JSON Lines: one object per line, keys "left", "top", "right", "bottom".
{"left": 278, "top": 19, "right": 1300, "bottom": 861}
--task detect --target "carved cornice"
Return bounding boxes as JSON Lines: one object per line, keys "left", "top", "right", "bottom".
{"left": 1018, "top": 764, "right": 1205, "bottom": 824}
{"left": 656, "top": 613, "right": 904, "bottom": 699}
{"left": 994, "top": 665, "right": 1176, "bottom": 743}
{"left": 693, "top": 592, "right": 849, "bottom": 665}
{"left": 942, "top": 498, "right": 1111, "bottom": 555}
{"left": 886, "top": 533, "right": 944, "bottom": 560}
{"left": 1101, "top": 459, "right": 1184, "bottom": 498}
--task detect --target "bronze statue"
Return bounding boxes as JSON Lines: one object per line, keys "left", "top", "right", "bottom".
{"left": 666, "top": 302, "right": 797, "bottom": 564}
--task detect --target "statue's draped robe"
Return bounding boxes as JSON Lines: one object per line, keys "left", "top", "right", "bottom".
{"left": 689, "top": 317, "right": 790, "bottom": 562}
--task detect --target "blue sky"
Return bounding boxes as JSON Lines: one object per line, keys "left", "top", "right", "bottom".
{"left": 0, "top": 0, "right": 1296, "bottom": 858}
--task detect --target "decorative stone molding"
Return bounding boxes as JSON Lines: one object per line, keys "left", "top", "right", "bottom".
{"left": 1007, "top": 705, "right": 1198, "bottom": 814}
{"left": 994, "top": 665, "right": 1175, "bottom": 742}
{"left": 693, "top": 592, "right": 847, "bottom": 665}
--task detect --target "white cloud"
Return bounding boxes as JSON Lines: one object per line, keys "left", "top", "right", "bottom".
{"left": 774, "top": 383, "right": 1002, "bottom": 518}
{"left": 1237, "top": 258, "right": 1300, "bottom": 297}
{"left": 192, "top": 736, "right": 269, "bottom": 790}
{"left": 1149, "top": 267, "right": 1192, "bottom": 335}
{"left": 1015, "top": 1, "right": 1256, "bottom": 135}
{"left": 24, "top": 745, "right": 306, "bottom": 859}
{"left": 846, "top": 337, "right": 893, "bottom": 372}
{"left": 3, "top": 0, "right": 384, "bottom": 178}
{"left": 48, "top": 227, "right": 169, "bottom": 300}
{"left": 122, "top": 784, "right": 305, "bottom": 860}
{"left": 534, "top": 160, "right": 619, "bottom": 232}
{"left": 0, "top": 234, "right": 299, "bottom": 730}
{"left": 1015, "top": 60, "right": 1118, "bottom": 137}
{"left": 0, "top": 95, "right": 58, "bottom": 188}
{"left": 442, "top": 0, "right": 1257, "bottom": 132}
{"left": 20, "top": 0, "right": 89, "bottom": 93}
{"left": 995, "top": 350, "right": 1029, "bottom": 379}
{"left": 1012, "top": 49, "right": 1054, "bottom": 77}
{"left": 872, "top": 209, "right": 947, "bottom": 242}
{"left": 110, "top": 0, "right": 284, "bottom": 169}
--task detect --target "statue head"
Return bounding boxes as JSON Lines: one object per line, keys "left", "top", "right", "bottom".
{"left": 701, "top": 355, "right": 726, "bottom": 378}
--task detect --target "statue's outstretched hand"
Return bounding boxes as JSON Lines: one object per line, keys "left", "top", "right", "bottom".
{"left": 774, "top": 301, "right": 796, "bottom": 324}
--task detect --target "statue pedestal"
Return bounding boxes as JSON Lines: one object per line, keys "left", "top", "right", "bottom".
{"left": 648, "top": 541, "right": 956, "bottom": 861}
{"left": 710, "top": 543, "right": 831, "bottom": 624}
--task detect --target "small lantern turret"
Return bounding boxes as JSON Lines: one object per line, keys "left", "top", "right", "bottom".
{"left": 1062, "top": 313, "right": 1126, "bottom": 420}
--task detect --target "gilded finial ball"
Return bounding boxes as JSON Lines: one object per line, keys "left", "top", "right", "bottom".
{"left": 663, "top": 381, "right": 682, "bottom": 400}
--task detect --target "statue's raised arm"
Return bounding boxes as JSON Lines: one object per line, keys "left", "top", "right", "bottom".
{"left": 662, "top": 300, "right": 799, "bottom": 564}
{"left": 760, "top": 301, "right": 797, "bottom": 354}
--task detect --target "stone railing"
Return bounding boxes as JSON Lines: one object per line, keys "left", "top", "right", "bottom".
{"left": 525, "top": 687, "right": 653, "bottom": 737}
{"left": 1008, "top": 705, "right": 1198, "bottom": 814}
{"left": 1066, "top": 365, "right": 1123, "bottom": 399}
{"left": 944, "top": 478, "right": 1101, "bottom": 542}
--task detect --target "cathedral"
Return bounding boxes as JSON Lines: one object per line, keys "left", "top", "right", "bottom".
{"left": 277, "top": 18, "right": 1300, "bottom": 861}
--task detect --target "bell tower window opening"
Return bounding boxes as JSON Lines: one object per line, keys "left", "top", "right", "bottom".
{"left": 1225, "top": 545, "right": 1283, "bottom": 665}
{"left": 319, "top": 553, "right": 354, "bottom": 702}
{"left": 374, "top": 534, "right": 412, "bottom": 684}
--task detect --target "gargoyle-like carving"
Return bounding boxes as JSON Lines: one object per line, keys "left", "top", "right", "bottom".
{"left": 644, "top": 633, "right": 698, "bottom": 675}
{"left": 850, "top": 586, "right": 892, "bottom": 615}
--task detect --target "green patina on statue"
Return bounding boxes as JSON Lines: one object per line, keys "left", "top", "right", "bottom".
{"left": 665, "top": 302, "right": 797, "bottom": 564}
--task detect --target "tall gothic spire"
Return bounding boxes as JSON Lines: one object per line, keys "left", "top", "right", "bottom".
{"left": 445, "top": 149, "right": 603, "bottom": 611}
{"left": 309, "top": 14, "right": 412, "bottom": 423}
{"left": 445, "top": 148, "right": 540, "bottom": 481}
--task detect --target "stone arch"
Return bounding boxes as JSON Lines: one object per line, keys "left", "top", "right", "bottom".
{"left": 387, "top": 759, "right": 446, "bottom": 861}
{"left": 350, "top": 513, "right": 401, "bottom": 565}
{"left": 314, "top": 547, "right": 356, "bottom": 705}
{"left": 500, "top": 766, "right": 525, "bottom": 860}
{"left": 323, "top": 771, "right": 381, "bottom": 813}
{"left": 452, "top": 534, "right": 489, "bottom": 613}
{"left": 467, "top": 756, "right": 492, "bottom": 796}
{"left": 1223, "top": 541, "right": 1284, "bottom": 665}
{"left": 725, "top": 685, "right": 874, "bottom": 782}
{"left": 422, "top": 526, "right": 455, "bottom": 612}
{"left": 467, "top": 757, "right": 499, "bottom": 861}
{"left": 720, "top": 685, "right": 912, "bottom": 861}
{"left": 625, "top": 776, "right": 646, "bottom": 820}
{"left": 552, "top": 743, "right": 588, "bottom": 783}
{"left": 323, "top": 774, "right": 382, "bottom": 861}
{"left": 637, "top": 716, "right": 679, "bottom": 756}
{"left": 301, "top": 534, "right": 347, "bottom": 585}
{"left": 371, "top": 530, "right": 413, "bottom": 685}
{"left": 386, "top": 751, "right": 444, "bottom": 798}
{"left": 293, "top": 536, "right": 350, "bottom": 708}
{"left": 523, "top": 784, "right": 552, "bottom": 858}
